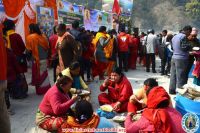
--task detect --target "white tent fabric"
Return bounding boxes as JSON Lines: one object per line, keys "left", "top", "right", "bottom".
{"left": 15, "top": 12, "right": 25, "bottom": 42}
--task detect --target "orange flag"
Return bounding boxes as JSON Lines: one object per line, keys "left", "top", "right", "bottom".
{"left": 112, "top": 0, "right": 121, "bottom": 15}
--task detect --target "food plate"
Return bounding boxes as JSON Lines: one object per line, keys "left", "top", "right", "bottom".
{"left": 78, "top": 90, "right": 90, "bottom": 96}
{"left": 132, "top": 114, "right": 142, "bottom": 121}
{"left": 193, "top": 47, "right": 200, "bottom": 51}
{"left": 100, "top": 104, "right": 113, "bottom": 112}
{"left": 113, "top": 116, "right": 126, "bottom": 122}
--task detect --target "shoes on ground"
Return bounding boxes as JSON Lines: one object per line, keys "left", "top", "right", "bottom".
{"left": 152, "top": 71, "right": 157, "bottom": 73}
{"left": 169, "top": 90, "right": 176, "bottom": 95}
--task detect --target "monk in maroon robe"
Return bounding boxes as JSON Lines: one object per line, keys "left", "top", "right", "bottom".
{"left": 98, "top": 68, "right": 133, "bottom": 113}
{"left": 3, "top": 19, "right": 27, "bottom": 73}
{"left": 128, "top": 34, "right": 140, "bottom": 70}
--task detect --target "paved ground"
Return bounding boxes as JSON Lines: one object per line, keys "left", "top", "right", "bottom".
{"left": 10, "top": 59, "right": 192, "bottom": 133}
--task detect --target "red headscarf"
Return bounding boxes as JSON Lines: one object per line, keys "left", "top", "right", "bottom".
{"left": 142, "top": 86, "right": 172, "bottom": 133}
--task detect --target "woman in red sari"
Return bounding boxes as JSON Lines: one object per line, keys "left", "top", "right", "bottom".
{"left": 26, "top": 24, "right": 51, "bottom": 95}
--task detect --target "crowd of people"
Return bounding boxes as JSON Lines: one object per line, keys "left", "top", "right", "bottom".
{"left": 0, "top": 18, "right": 199, "bottom": 133}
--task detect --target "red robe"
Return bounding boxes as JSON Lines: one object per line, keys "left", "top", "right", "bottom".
{"left": 9, "top": 33, "right": 27, "bottom": 73}
{"left": 128, "top": 36, "right": 140, "bottom": 69}
{"left": 82, "top": 43, "right": 94, "bottom": 60}
{"left": 0, "top": 24, "right": 7, "bottom": 80}
{"left": 117, "top": 32, "right": 130, "bottom": 52}
{"left": 98, "top": 76, "right": 133, "bottom": 113}
{"left": 7, "top": 49, "right": 21, "bottom": 82}
{"left": 48, "top": 34, "right": 58, "bottom": 67}
{"left": 49, "top": 34, "right": 58, "bottom": 58}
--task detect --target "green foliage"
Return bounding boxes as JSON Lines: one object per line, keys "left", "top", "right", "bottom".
{"left": 185, "top": 0, "right": 200, "bottom": 20}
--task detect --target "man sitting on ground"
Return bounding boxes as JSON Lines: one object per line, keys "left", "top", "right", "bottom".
{"left": 128, "top": 78, "right": 158, "bottom": 114}
{"left": 98, "top": 67, "right": 133, "bottom": 113}
{"left": 125, "top": 86, "right": 184, "bottom": 133}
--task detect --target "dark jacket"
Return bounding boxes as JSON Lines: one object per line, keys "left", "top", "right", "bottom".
{"left": 60, "top": 35, "right": 79, "bottom": 68}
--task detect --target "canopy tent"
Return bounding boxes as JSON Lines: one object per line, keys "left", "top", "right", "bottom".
{"left": 2, "top": 0, "right": 58, "bottom": 42}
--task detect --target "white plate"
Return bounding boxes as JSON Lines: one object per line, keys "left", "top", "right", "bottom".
{"left": 79, "top": 90, "right": 90, "bottom": 96}
{"left": 193, "top": 47, "right": 200, "bottom": 51}
{"left": 113, "top": 116, "right": 126, "bottom": 122}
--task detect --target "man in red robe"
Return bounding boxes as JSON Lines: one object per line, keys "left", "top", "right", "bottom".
{"left": 117, "top": 28, "right": 130, "bottom": 72}
{"left": 128, "top": 34, "right": 140, "bottom": 70}
{"left": 98, "top": 68, "right": 133, "bottom": 113}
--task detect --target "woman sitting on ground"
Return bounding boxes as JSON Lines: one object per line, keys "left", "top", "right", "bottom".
{"left": 62, "top": 61, "right": 91, "bottom": 100}
{"left": 98, "top": 67, "right": 133, "bottom": 113}
{"left": 60, "top": 100, "right": 115, "bottom": 133}
{"left": 36, "top": 74, "right": 78, "bottom": 132}
{"left": 125, "top": 86, "right": 184, "bottom": 133}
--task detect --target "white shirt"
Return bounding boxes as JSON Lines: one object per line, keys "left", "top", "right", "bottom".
{"left": 162, "top": 36, "right": 167, "bottom": 46}
{"left": 144, "top": 33, "right": 157, "bottom": 54}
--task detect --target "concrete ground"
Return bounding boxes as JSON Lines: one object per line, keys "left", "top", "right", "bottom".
{"left": 10, "top": 59, "right": 192, "bottom": 133}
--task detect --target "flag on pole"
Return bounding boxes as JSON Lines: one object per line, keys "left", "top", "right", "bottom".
{"left": 112, "top": 0, "right": 121, "bottom": 15}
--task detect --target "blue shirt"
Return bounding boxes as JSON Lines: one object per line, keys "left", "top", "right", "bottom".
{"left": 72, "top": 76, "right": 82, "bottom": 89}
{"left": 172, "top": 33, "right": 189, "bottom": 59}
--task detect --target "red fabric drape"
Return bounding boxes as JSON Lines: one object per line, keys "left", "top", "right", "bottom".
{"left": 3, "top": 0, "right": 58, "bottom": 42}
{"left": 3, "top": 0, "right": 26, "bottom": 18}
{"left": 3, "top": 0, "right": 58, "bottom": 20}
{"left": 3, "top": 0, "right": 36, "bottom": 43}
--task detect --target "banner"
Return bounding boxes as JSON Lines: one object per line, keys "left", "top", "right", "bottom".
{"left": 57, "top": 0, "right": 112, "bottom": 31}
{"left": 57, "top": 0, "right": 84, "bottom": 26}
{"left": 102, "top": 0, "right": 133, "bottom": 16}
{"left": 84, "top": 9, "right": 112, "bottom": 31}
{"left": 102, "top": 11, "right": 112, "bottom": 30}
{"left": 58, "top": 11, "right": 83, "bottom": 26}
{"left": 36, "top": 6, "right": 54, "bottom": 37}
